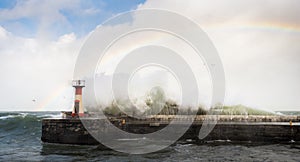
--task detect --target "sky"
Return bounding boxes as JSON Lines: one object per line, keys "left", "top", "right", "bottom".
{"left": 0, "top": 0, "right": 299, "bottom": 111}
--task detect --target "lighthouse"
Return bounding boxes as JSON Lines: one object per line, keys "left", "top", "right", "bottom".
{"left": 72, "top": 80, "right": 85, "bottom": 117}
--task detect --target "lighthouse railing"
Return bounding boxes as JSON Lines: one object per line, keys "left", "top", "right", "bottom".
{"left": 72, "top": 80, "right": 85, "bottom": 87}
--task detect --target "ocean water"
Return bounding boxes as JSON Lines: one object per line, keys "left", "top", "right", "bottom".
{"left": 1, "top": 111, "right": 300, "bottom": 162}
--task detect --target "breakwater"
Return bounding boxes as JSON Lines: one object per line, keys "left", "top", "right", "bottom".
{"left": 41, "top": 115, "right": 300, "bottom": 145}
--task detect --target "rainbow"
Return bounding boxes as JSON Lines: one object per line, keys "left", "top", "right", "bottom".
{"left": 206, "top": 21, "right": 300, "bottom": 34}
{"left": 38, "top": 21, "right": 300, "bottom": 111}
{"left": 35, "top": 85, "right": 72, "bottom": 111}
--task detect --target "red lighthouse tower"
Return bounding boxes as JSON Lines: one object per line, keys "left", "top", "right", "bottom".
{"left": 72, "top": 80, "right": 85, "bottom": 117}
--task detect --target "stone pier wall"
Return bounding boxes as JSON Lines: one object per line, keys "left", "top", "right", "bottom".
{"left": 41, "top": 119, "right": 98, "bottom": 145}
{"left": 42, "top": 117, "right": 300, "bottom": 145}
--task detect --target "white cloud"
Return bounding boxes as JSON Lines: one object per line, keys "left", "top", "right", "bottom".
{"left": 0, "top": 0, "right": 105, "bottom": 39}
{"left": 0, "top": 0, "right": 78, "bottom": 36}
{"left": 0, "top": 0, "right": 299, "bottom": 112}
{"left": 0, "top": 1, "right": 143, "bottom": 111}
{"left": 57, "top": 33, "right": 77, "bottom": 44}
{"left": 82, "top": 8, "right": 101, "bottom": 15}
{"left": 137, "top": 0, "right": 300, "bottom": 110}
{"left": 0, "top": 26, "right": 9, "bottom": 39}
{"left": 0, "top": 26, "right": 84, "bottom": 111}
{"left": 0, "top": 0, "right": 82, "bottom": 23}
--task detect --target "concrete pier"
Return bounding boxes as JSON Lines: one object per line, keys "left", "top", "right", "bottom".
{"left": 41, "top": 115, "right": 300, "bottom": 145}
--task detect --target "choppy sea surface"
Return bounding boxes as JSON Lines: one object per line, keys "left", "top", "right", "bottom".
{"left": 0, "top": 111, "right": 300, "bottom": 162}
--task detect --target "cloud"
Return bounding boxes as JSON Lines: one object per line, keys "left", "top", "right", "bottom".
{"left": 140, "top": 0, "right": 300, "bottom": 25}
{"left": 137, "top": 0, "right": 300, "bottom": 110}
{"left": 0, "top": 0, "right": 107, "bottom": 38}
{"left": 82, "top": 8, "right": 101, "bottom": 15}
{"left": 0, "top": 0, "right": 75, "bottom": 36}
{"left": 0, "top": 0, "right": 299, "bottom": 111}
{"left": 0, "top": 26, "right": 84, "bottom": 111}
{"left": 0, "top": 0, "right": 147, "bottom": 111}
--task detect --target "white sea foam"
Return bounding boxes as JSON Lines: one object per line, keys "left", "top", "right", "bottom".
{"left": 0, "top": 115, "right": 19, "bottom": 120}
{"left": 37, "top": 114, "right": 61, "bottom": 118}
{"left": 19, "top": 113, "right": 28, "bottom": 118}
